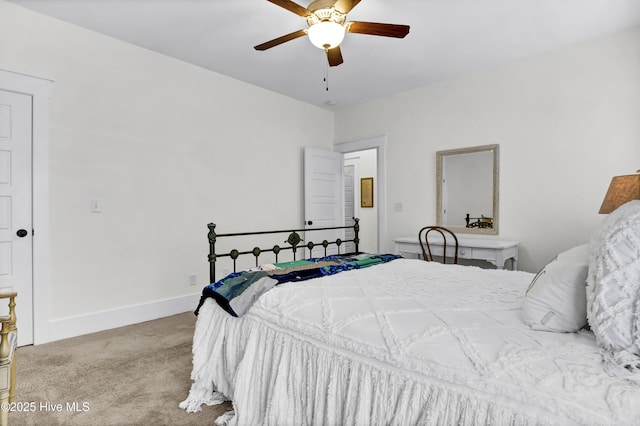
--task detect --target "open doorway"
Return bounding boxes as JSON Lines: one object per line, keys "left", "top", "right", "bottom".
{"left": 335, "top": 135, "right": 387, "bottom": 253}
{"left": 344, "top": 149, "right": 377, "bottom": 253}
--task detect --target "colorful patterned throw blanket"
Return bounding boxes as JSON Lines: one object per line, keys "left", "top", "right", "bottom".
{"left": 196, "top": 253, "right": 401, "bottom": 317}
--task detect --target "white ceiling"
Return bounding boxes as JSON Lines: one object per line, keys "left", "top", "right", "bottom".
{"left": 8, "top": 0, "right": 640, "bottom": 110}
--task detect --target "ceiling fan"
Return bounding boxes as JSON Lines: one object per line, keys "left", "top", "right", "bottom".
{"left": 254, "top": 0, "right": 410, "bottom": 67}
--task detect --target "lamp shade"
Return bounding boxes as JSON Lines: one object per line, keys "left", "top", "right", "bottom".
{"left": 308, "top": 21, "right": 345, "bottom": 49}
{"left": 598, "top": 172, "right": 640, "bottom": 214}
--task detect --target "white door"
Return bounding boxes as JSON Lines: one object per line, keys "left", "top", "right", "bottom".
{"left": 304, "top": 147, "right": 344, "bottom": 257}
{"left": 0, "top": 90, "right": 34, "bottom": 345}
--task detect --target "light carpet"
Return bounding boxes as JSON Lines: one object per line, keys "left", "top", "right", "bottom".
{"left": 10, "top": 312, "right": 231, "bottom": 425}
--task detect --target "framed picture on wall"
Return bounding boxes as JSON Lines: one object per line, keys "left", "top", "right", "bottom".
{"left": 361, "top": 177, "right": 374, "bottom": 208}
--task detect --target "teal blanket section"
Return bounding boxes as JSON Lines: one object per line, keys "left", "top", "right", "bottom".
{"left": 319, "top": 253, "right": 394, "bottom": 275}
{"left": 273, "top": 259, "right": 315, "bottom": 268}
{"left": 196, "top": 253, "right": 402, "bottom": 317}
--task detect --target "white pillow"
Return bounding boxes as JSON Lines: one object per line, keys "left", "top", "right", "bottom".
{"left": 556, "top": 243, "right": 589, "bottom": 262}
{"left": 587, "top": 200, "right": 640, "bottom": 376}
{"left": 522, "top": 245, "right": 589, "bottom": 332}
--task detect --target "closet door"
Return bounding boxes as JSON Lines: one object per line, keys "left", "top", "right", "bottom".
{"left": 0, "top": 89, "right": 34, "bottom": 345}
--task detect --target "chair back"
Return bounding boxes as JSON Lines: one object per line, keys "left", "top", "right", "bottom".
{"left": 418, "top": 226, "right": 459, "bottom": 264}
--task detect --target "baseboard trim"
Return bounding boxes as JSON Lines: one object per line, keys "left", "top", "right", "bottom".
{"left": 40, "top": 293, "right": 202, "bottom": 344}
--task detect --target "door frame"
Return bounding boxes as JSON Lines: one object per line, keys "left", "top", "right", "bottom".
{"left": 0, "top": 69, "right": 53, "bottom": 344}
{"left": 334, "top": 135, "right": 387, "bottom": 253}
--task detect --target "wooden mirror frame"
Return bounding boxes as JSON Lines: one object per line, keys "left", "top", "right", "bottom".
{"left": 436, "top": 144, "right": 499, "bottom": 235}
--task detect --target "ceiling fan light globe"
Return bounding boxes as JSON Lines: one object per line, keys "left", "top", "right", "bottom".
{"left": 308, "top": 21, "right": 345, "bottom": 49}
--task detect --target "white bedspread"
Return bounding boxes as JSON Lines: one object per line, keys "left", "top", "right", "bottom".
{"left": 182, "top": 259, "right": 640, "bottom": 425}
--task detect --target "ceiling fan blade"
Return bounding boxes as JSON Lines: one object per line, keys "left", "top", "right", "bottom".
{"left": 326, "top": 46, "right": 344, "bottom": 67}
{"left": 333, "top": 0, "right": 361, "bottom": 14}
{"left": 346, "top": 21, "right": 410, "bottom": 38}
{"left": 267, "top": 0, "right": 312, "bottom": 17}
{"left": 254, "top": 29, "right": 308, "bottom": 51}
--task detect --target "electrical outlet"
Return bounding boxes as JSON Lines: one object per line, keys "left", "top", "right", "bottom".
{"left": 189, "top": 273, "right": 198, "bottom": 286}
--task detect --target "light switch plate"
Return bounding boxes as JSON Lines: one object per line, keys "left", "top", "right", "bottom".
{"left": 189, "top": 273, "right": 198, "bottom": 286}
{"left": 90, "top": 199, "right": 102, "bottom": 213}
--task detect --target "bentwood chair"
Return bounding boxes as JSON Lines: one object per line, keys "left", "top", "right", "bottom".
{"left": 0, "top": 292, "right": 17, "bottom": 426}
{"left": 418, "top": 226, "right": 459, "bottom": 264}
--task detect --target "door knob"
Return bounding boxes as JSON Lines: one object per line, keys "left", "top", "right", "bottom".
{"left": 307, "top": 220, "right": 313, "bottom": 226}
{"left": 16, "top": 229, "right": 28, "bottom": 238}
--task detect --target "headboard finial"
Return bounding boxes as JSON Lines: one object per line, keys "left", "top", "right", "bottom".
{"left": 207, "top": 223, "right": 217, "bottom": 243}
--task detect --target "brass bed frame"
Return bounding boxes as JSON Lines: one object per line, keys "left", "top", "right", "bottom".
{"left": 0, "top": 292, "right": 17, "bottom": 426}
{"left": 207, "top": 218, "right": 360, "bottom": 283}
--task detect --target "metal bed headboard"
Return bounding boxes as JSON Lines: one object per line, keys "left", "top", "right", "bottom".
{"left": 207, "top": 218, "right": 360, "bottom": 283}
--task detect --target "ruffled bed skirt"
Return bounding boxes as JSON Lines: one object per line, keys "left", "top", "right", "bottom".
{"left": 181, "top": 299, "right": 575, "bottom": 426}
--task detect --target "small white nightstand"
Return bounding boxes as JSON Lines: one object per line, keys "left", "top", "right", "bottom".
{"left": 394, "top": 236, "right": 519, "bottom": 270}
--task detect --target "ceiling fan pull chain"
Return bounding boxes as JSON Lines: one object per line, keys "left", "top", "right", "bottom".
{"left": 324, "top": 54, "right": 330, "bottom": 91}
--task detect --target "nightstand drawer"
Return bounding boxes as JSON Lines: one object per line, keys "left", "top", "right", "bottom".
{"left": 457, "top": 247, "right": 473, "bottom": 259}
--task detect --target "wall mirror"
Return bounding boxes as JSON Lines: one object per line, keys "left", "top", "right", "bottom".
{"left": 436, "top": 144, "right": 499, "bottom": 235}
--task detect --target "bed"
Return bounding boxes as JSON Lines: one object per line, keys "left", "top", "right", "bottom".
{"left": 181, "top": 208, "right": 640, "bottom": 425}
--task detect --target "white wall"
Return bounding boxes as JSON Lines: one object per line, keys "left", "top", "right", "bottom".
{"left": 0, "top": 1, "right": 334, "bottom": 341}
{"left": 335, "top": 27, "right": 640, "bottom": 272}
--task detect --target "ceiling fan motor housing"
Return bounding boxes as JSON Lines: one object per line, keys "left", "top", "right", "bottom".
{"left": 308, "top": 0, "right": 339, "bottom": 12}
{"left": 306, "top": 7, "right": 346, "bottom": 26}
